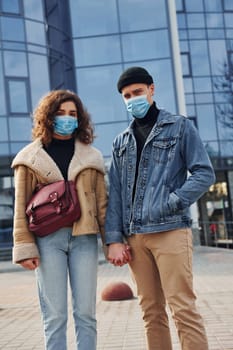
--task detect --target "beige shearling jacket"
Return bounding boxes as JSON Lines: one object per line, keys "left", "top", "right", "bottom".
{"left": 11, "top": 138, "right": 107, "bottom": 263}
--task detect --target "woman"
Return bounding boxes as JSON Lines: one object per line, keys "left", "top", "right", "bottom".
{"left": 12, "top": 90, "right": 107, "bottom": 350}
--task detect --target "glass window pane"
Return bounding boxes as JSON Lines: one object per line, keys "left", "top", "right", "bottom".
{"left": 2, "top": 0, "right": 20, "bottom": 13}
{"left": 23, "top": 0, "right": 44, "bottom": 20}
{"left": 70, "top": 0, "right": 118, "bottom": 36}
{"left": 206, "top": 14, "right": 223, "bottom": 28}
{"left": 197, "top": 104, "right": 217, "bottom": 140}
{"left": 9, "top": 117, "right": 32, "bottom": 141}
{"left": 223, "top": 0, "right": 233, "bottom": 11}
{"left": 194, "top": 77, "right": 212, "bottom": 92}
{"left": 1, "top": 17, "right": 25, "bottom": 42}
{"left": 0, "top": 143, "right": 10, "bottom": 155}
{"left": 25, "top": 20, "right": 46, "bottom": 46}
{"left": 4, "top": 51, "right": 27, "bottom": 77}
{"left": 119, "top": 0, "right": 167, "bottom": 31}
{"left": 74, "top": 36, "right": 121, "bottom": 66}
{"left": 122, "top": 30, "right": 170, "bottom": 61}
{"left": 176, "top": 0, "right": 184, "bottom": 12}
{"left": 177, "top": 14, "right": 187, "bottom": 28}
{"left": 224, "top": 14, "right": 233, "bottom": 28}
{"left": 0, "top": 55, "right": 7, "bottom": 115}
{"left": 208, "top": 40, "right": 227, "bottom": 75}
{"left": 190, "top": 41, "right": 210, "bottom": 75}
{"left": 184, "top": 78, "right": 193, "bottom": 93}
{"left": 8, "top": 80, "right": 28, "bottom": 113}
{"left": 185, "top": 0, "right": 204, "bottom": 11}
{"left": 28, "top": 54, "right": 50, "bottom": 108}
{"left": 187, "top": 14, "right": 205, "bottom": 28}
{"left": 181, "top": 53, "right": 191, "bottom": 76}
{"left": 188, "top": 29, "right": 206, "bottom": 39}
{"left": 0, "top": 118, "right": 8, "bottom": 141}
{"left": 204, "top": 0, "right": 222, "bottom": 12}
{"left": 207, "top": 29, "right": 224, "bottom": 39}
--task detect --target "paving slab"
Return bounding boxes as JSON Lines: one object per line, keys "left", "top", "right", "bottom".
{"left": 0, "top": 246, "right": 233, "bottom": 350}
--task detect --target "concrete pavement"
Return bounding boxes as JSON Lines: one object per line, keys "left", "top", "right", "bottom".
{"left": 0, "top": 245, "right": 233, "bottom": 350}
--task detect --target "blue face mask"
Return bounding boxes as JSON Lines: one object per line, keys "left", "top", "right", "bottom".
{"left": 125, "top": 95, "right": 151, "bottom": 119}
{"left": 53, "top": 115, "right": 78, "bottom": 136}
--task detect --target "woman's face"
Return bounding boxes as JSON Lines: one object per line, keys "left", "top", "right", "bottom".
{"left": 56, "top": 101, "right": 78, "bottom": 118}
{"left": 53, "top": 100, "right": 78, "bottom": 140}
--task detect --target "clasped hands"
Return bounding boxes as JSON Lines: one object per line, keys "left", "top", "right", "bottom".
{"left": 107, "top": 242, "right": 132, "bottom": 267}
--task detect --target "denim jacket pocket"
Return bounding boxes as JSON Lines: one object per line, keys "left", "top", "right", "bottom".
{"left": 152, "top": 138, "right": 177, "bottom": 164}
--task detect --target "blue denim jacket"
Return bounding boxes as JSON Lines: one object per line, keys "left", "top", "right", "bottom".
{"left": 105, "top": 109, "right": 216, "bottom": 244}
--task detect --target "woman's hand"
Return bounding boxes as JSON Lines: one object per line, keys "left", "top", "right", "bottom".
{"left": 108, "top": 243, "right": 132, "bottom": 266}
{"left": 19, "top": 258, "right": 40, "bottom": 270}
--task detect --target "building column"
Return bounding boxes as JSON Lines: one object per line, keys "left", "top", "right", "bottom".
{"left": 167, "top": 0, "right": 200, "bottom": 244}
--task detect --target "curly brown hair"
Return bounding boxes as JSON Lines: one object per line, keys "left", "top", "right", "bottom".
{"left": 32, "top": 90, "right": 94, "bottom": 146}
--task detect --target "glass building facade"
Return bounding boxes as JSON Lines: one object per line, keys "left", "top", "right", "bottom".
{"left": 0, "top": 0, "right": 233, "bottom": 250}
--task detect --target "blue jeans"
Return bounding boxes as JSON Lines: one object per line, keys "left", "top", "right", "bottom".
{"left": 35, "top": 228, "right": 98, "bottom": 350}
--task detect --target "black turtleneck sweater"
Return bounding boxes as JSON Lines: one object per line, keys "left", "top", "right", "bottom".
{"left": 132, "top": 102, "right": 160, "bottom": 199}
{"left": 44, "top": 137, "right": 75, "bottom": 180}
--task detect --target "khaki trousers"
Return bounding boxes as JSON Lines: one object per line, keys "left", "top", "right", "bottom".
{"left": 128, "top": 228, "right": 208, "bottom": 350}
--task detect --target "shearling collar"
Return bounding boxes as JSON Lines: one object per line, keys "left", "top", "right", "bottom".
{"left": 12, "top": 139, "right": 105, "bottom": 182}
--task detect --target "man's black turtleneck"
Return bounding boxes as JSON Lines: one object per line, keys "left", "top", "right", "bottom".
{"left": 132, "top": 102, "right": 160, "bottom": 199}
{"left": 133, "top": 102, "right": 160, "bottom": 168}
{"left": 44, "top": 137, "right": 75, "bottom": 180}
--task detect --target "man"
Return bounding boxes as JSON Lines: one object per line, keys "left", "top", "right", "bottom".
{"left": 105, "top": 67, "right": 215, "bottom": 350}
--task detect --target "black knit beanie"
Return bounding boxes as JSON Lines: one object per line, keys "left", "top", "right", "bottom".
{"left": 117, "top": 66, "right": 153, "bottom": 93}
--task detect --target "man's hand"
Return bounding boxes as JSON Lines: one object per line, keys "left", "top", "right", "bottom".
{"left": 108, "top": 243, "right": 132, "bottom": 266}
{"left": 19, "top": 258, "right": 40, "bottom": 270}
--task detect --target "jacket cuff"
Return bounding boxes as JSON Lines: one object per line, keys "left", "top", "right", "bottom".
{"left": 105, "top": 231, "right": 124, "bottom": 245}
{"left": 13, "top": 242, "right": 40, "bottom": 264}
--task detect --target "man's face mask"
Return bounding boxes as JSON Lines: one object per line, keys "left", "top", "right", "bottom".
{"left": 125, "top": 95, "right": 151, "bottom": 119}
{"left": 53, "top": 115, "right": 78, "bottom": 136}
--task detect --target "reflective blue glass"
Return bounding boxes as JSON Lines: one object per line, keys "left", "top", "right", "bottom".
{"left": 195, "top": 93, "right": 213, "bottom": 103}
{"left": 1, "top": 17, "right": 25, "bottom": 42}
{"left": 119, "top": 0, "right": 167, "bottom": 31}
{"left": 28, "top": 54, "right": 50, "bottom": 108}
{"left": 224, "top": 0, "right": 233, "bottom": 11}
{"left": 24, "top": 0, "right": 44, "bottom": 20}
{"left": 204, "top": 0, "right": 222, "bottom": 12}
{"left": 0, "top": 143, "right": 9, "bottom": 155}
{"left": 190, "top": 41, "right": 210, "bottom": 75}
{"left": 185, "top": 0, "right": 204, "bottom": 11}
{"left": 208, "top": 40, "right": 227, "bottom": 75}
{"left": 206, "top": 14, "right": 223, "bottom": 28}
{"left": 70, "top": 0, "right": 118, "bottom": 36}
{"left": 188, "top": 29, "right": 206, "bottom": 39}
{"left": 9, "top": 117, "right": 32, "bottom": 141}
{"left": 8, "top": 81, "right": 28, "bottom": 113}
{"left": 224, "top": 14, "right": 233, "bottom": 28}
{"left": 181, "top": 53, "right": 191, "bottom": 76}
{"left": 194, "top": 77, "right": 212, "bottom": 92}
{"left": 207, "top": 29, "right": 225, "bottom": 39}
{"left": 25, "top": 20, "right": 46, "bottom": 46}
{"left": 74, "top": 36, "right": 121, "bottom": 66}
{"left": 0, "top": 55, "right": 6, "bottom": 115}
{"left": 2, "top": 0, "right": 20, "bottom": 13}
{"left": 4, "top": 51, "right": 27, "bottom": 77}
{"left": 122, "top": 30, "right": 170, "bottom": 61}
{"left": 0, "top": 118, "right": 8, "bottom": 141}
{"left": 196, "top": 104, "right": 217, "bottom": 139}
{"left": 176, "top": 0, "right": 184, "bottom": 12}
{"left": 187, "top": 14, "right": 205, "bottom": 28}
